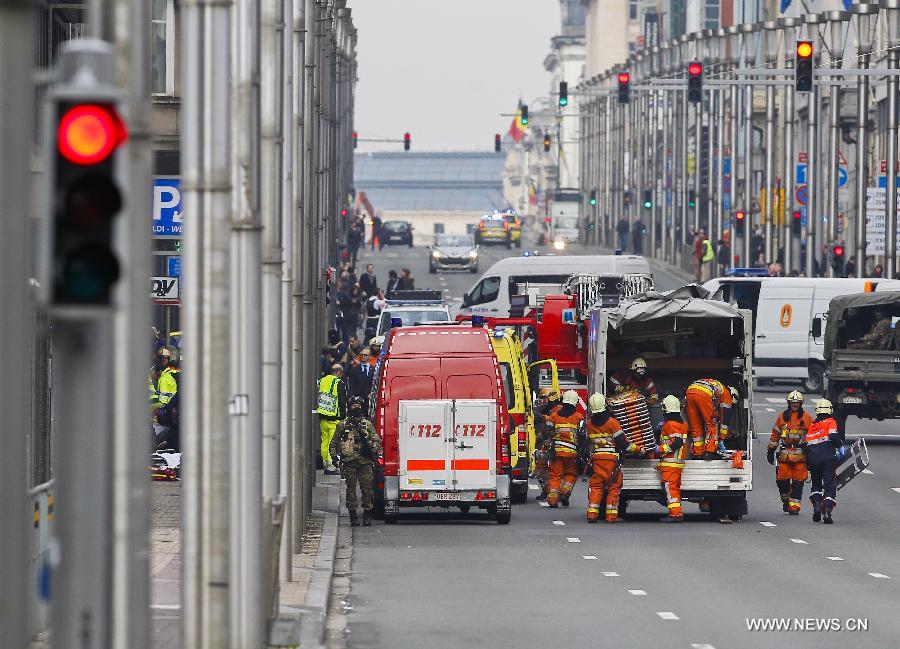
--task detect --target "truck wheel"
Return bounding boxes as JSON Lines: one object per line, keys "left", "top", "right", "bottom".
{"left": 803, "top": 364, "right": 825, "bottom": 394}
{"left": 384, "top": 512, "right": 398, "bottom": 524}
{"left": 496, "top": 510, "right": 511, "bottom": 525}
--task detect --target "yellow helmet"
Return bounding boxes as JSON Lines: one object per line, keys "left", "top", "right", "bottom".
{"left": 561, "top": 390, "right": 579, "bottom": 407}
{"left": 539, "top": 387, "right": 561, "bottom": 401}
{"left": 587, "top": 393, "right": 607, "bottom": 414}
{"left": 815, "top": 399, "right": 833, "bottom": 415}
{"left": 787, "top": 390, "right": 804, "bottom": 404}
{"left": 662, "top": 395, "right": 681, "bottom": 414}
{"left": 631, "top": 357, "right": 648, "bottom": 375}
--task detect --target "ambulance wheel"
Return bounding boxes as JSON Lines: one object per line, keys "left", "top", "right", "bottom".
{"left": 496, "top": 511, "right": 511, "bottom": 525}
{"left": 384, "top": 512, "right": 398, "bottom": 524}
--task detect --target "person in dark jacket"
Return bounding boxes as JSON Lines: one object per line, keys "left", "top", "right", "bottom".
{"left": 371, "top": 215, "right": 383, "bottom": 251}
{"left": 359, "top": 263, "right": 378, "bottom": 298}
{"left": 347, "top": 348, "right": 375, "bottom": 398}
{"left": 803, "top": 399, "right": 844, "bottom": 524}
{"left": 386, "top": 269, "right": 400, "bottom": 295}
{"left": 616, "top": 217, "right": 629, "bottom": 251}
{"left": 631, "top": 219, "right": 645, "bottom": 255}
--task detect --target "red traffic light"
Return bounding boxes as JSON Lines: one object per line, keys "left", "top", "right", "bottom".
{"left": 404, "top": 132, "right": 410, "bottom": 142}
{"left": 796, "top": 41, "right": 813, "bottom": 59}
{"left": 833, "top": 245, "right": 844, "bottom": 257}
{"left": 688, "top": 62, "right": 703, "bottom": 76}
{"left": 792, "top": 210, "right": 801, "bottom": 220}
{"left": 617, "top": 72, "right": 630, "bottom": 84}
{"left": 735, "top": 210, "right": 746, "bottom": 221}
{"left": 58, "top": 104, "right": 126, "bottom": 165}
{"left": 341, "top": 208, "right": 348, "bottom": 217}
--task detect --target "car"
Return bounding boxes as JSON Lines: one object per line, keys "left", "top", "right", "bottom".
{"left": 474, "top": 217, "right": 511, "bottom": 248}
{"left": 499, "top": 210, "right": 522, "bottom": 248}
{"left": 429, "top": 233, "right": 479, "bottom": 274}
{"left": 373, "top": 292, "right": 452, "bottom": 345}
{"left": 381, "top": 220, "right": 414, "bottom": 247}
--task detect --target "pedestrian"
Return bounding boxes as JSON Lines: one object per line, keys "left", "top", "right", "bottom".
{"left": 804, "top": 399, "right": 843, "bottom": 524}
{"left": 345, "top": 334, "right": 363, "bottom": 364}
{"left": 149, "top": 348, "right": 181, "bottom": 451}
{"left": 845, "top": 256, "right": 856, "bottom": 277}
{"left": 616, "top": 217, "right": 629, "bottom": 251}
{"left": 767, "top": 390, "right": 812, "bottom": 515}
{"left": 347, "top": 221, "right": 362, "bottom": 266}
{"left": 359, "top": 263, "right": 378, "bottom": 298}
{"left": 716, "top": 238, "right": 730, "bottom": 277}
{"left": 692, "top": 230, "right": 704, "bottom": 282}
{"left": 398, "top": 268, "right": 415, "bottom": 290}
{"left": 364, "top": 288, "right": 385, "bottom": 340}
{"left": 330, "top": 396, "right": 383, "bottom": 526}
{"left": 545, "top": 390, "right": 584, "bottom": 508}
{"left": 656, "top": 395, "right": 688, "bottom": 523}
{"left": 386, "top": 269, "right": 400, "bottom": 295}
{"left": 347, "top": 348, "right": 375, "bottom": 398}
{"left": 584, "top": 393, "right": 637, "bottom": 524}
{"left": 317, "top": 363, "right": 348, "bottom": 475}
{"left": 371, "top": 213, "right": 383, "bottom": 251}
{"left": 631, "top": 218, "right": 645, "bottom": 255}
{"left": 336, "top": 280, "right": 361, "bottom": 344}
{"left": 871, "top": 263, "right": 884, "bottom": 278}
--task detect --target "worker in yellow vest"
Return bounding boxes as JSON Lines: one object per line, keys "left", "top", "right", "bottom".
{"left": 317, "top": 363, "right": 348, "bottom": 474}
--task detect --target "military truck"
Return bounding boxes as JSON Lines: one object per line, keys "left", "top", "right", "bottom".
{"left": 819, "top": 292, "right": 900, "bottom": 435}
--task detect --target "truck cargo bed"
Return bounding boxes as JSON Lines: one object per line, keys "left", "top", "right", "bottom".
{"left": 621, "top": 459, "right": 752, "bottom": 493}
{"left": 829, "top": 349, "right": 900, "bottom": 382}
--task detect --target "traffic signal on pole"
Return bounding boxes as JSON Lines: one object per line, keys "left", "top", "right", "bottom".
{"left": 688, "top": 189, "right": 696, "bottom": 208}
{"left": 403, "top": 132, "right": 411, "bottom": 151}
{"left": 558, "top": 81, "right": 568, "bottom": 107}
{"left": 589, "top": 190, "right": 597, "bottom": 207}
{"left": 47, "top": 45, "right": 127, "bottom": 306}
{"left": 792, "top": 210, "right": 802, "bottom": 236}
{"left": 520, "top": 104, "right": 529, "bottom": 125}
{"left": 735, "top": 210, "right": 746, "bottom": 235}
{"left": 617, "top": 72, "right": 630, "bottom": 104}
{"left": 353, "top": 131, "right": 358, "bottom": 148}
{"left": 494, "top": 133, "right": 501, "bottom": 152}
{"left": 643, "top": 189, "right": 653, "bottom": 209}
{"left": 341, "top": 208, "right": 349, "bottom": 217}
{"left": 687, "top": 61, "right": 703, "bottom": 104}
{"left": 543, "top": 133, "right": 551, "bottom": 152}
{"left": 795, "top": 41, "right": 814, "bottom": 92}
{"left": 832, "top": 244, "right": 845, "bottom": 275}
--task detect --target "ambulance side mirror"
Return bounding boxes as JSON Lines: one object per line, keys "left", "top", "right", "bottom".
{"left": 811, "top": 317, "right": 822, "bottom": 339}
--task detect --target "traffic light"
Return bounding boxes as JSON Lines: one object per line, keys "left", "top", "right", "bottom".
{"left": 735, "top": 210, "right": 747, "bottom": 235}
{"left": 687, "top": 61, "right": 703, "bottom": 104}
{"left": 543, "top": 133, "right": 551, "bottom": 152}
{"left": 558, "top": 81, "right": 568, "bottom": 107}
{"left": 795, "top": 41, "right": 814, "bottom": 92}
{"left": 792, "top": 210, "right": 802, "bottom": 236}
{"left": 832, "top": 244, "right": 845, "bottom": 275}
{"left": 353, "top": 131, "right": 358, "bottom": 148}
{"left": 617, "top": 72, "right": 630, "bottom": 104}
{"left": 589, "top": 190, "right": 597, "bottom": 207}
{"left": 403, "top": 132, "right": 411, "bottom": 151}
{"left": 623, "top": 191, "right": 632, "bottom": 207}
{"left": 494, "top": 133, "right": 501, "bottom": 152}
{"left": 688, "top": 189, "right": 696, "bottom": 208}
{"left": 520, "top": 104, "right": 529, "bottom": 126}
{"left": 642, "top": 189, "right": 653, "bottom": 209}
{"left": 341, "top": 208, "right": 349, "bottom": 218}
{"left": 46, "top": 46, "right": 127, "bottom": 306}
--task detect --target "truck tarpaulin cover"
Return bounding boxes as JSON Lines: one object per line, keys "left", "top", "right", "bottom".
{"left": 604, "top": 284, "right": 744, "bottom": 330}
{"left": 824, "top": 291, "right": 900, "bottom": 359}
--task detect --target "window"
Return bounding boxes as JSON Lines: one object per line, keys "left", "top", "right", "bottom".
{"left": 468, "top": 276, "right": 501, "bottom": 305}
{"left": 499, "top": 363, "right": 516, "bottom": 410}
{"left": 152, "top": 0, "right": 175, "bottom": 95}
{"left": 703, "top": 0, "right": 720, "bottom": 30}
{"left": 629, "top": 0, "right": 638, "bottom": 21}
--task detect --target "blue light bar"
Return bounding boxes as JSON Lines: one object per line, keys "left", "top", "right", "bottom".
{"left": 390, "top": 317, "right": 402, "bottom": 328}
{"left": 471, "top": 315, "right": 485, "bottom": 327}
{"left": 725, "top": 267, "right": 768, "bottom": 277}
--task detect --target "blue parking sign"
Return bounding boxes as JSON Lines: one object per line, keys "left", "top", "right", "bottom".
{"left": 153, "top": 177, "right": 183, "bottom": 237}
{"left": 167, "top": 256, "right": 181, "bottom": 278}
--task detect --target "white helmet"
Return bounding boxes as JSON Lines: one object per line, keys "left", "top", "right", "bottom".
{"left": 787, "top": 390, "right": 804, "bottom": 404}
{"left": 662, "top": 395, "right": 681, "bottom": 414}
{"left": 587, "top": 393, "right": 606, "bottom": 414}
{"left": 561, "top": 390, "right": 579, "bottom": 407}
{"left": 631, "top": 357, "right": 648, "bottom": 375}
{"left": 815, "top": 398, "right": 833, "bottom": 415}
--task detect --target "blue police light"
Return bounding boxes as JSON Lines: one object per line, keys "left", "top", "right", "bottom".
{"left": 492, "top": 327, "right": 508, "bottom": 338}
{"left": 725, "top": 267, "right": 768, "bottom": 277}
{"left": 522, "top": 251, "right": 532, "bottom": 257}
{"left": 471, "top": 315, "right": 485, "bottom": 327}
{"left": 390, "top": 317, "right": 402, "bottom": 328}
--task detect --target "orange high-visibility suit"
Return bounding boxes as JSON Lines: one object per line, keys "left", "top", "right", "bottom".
{"left": 609, "top": 370, "right": 659, "bottom": 405}
{"left": 685, "top": 379, "right": 733, "bottom": 457}
{"left": 585, "top": 413, "right": 637, "bottom": 522}
{"left": 657, "top": 418, "right": 689, "bottom": 519}
{"left": 768, "top": 409, "right": 812, "bottom": 513}
{"left": 546, "top": 408, "right": 584, "bottom": 507}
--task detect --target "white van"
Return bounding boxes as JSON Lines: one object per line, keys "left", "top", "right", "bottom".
{"left": 458, "top": 254, "right": 651, "bottom": 318}
{"left": 703, "top": 276, "right": 900, "bottom": 392}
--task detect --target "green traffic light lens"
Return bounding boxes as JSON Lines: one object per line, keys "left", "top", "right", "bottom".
{"left": 59, "top": 243, "right": 120, "bottom": 303}
{"left": 643, "top": 201, "right": 652, "bottom": 209}
{"left": 559, "top": 98, "right": 568, "bottom": 107}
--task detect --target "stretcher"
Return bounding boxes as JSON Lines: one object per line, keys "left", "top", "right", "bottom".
{"left": 607, "top": 389, "right": 655, "bottom": 451}
{"left": 836, "top": 438, "right": 869, "bottom": 491}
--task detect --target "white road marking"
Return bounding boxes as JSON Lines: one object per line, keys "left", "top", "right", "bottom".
{"left": 765, "top": 407, "right": 776, "bottom": 412}
{"left": 539, "top": 501, "right": 549, "bottom": 507}
{"left": 553, "top": 520, "right": 566, "bottom": 526}
{"left": 826, "top": 556, "right": 844, "bottom": 561}
{"left": 790, "top": 538, "right": 808, "bottom": 544}
{"left": 628, "top": 589, "right": 647, "bottom": 596}
{"left": 691, "top": 645, "right": 716, "bottom": 649}
{"left": 862, "top": 469, "right": 874, "bottom": 475}
{"left": 566, "top": 537, "right": 581, "bottom": 543}
{"left": 869, "top": 573, "right": 891, "bottom": 579}
{"left": 151, "top": 604, "right": 182, "bottom": 610}
{"left": 602, "top": 571, "right": 620, "bottom": 577}
{"left": 582, "top": 555, "right": 598, "bottom": 560}
{"left": 892, "top": 488, "right": 900, "bottom": 493}
{"left": 656, "top": 611, "right": 679, "bottom": 620}
{"left": 760, "top": 521, "right": 777, "bottom": 527}
{"left": 765, "top": 397, "right": 785, "bottom": 404}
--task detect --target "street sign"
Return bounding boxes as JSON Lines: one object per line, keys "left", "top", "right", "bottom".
{"left": 167, "top": 256, "right": 181, "bottom": 278}
{"left": 796, "top": 164, "right": 807, "bottom": 185}
{"left": 151, "top": 276, "right": 179, "bottom": 303}
{"left": 798, "top": 151, "right": 808, "bottom": 163}
{"left": 795, "top": 185, "right": 808, "bottom": 206}
{"left": 153, "top": 177, "right": 182, "bottom": 238}
{"left": 876, "top": 176, "right": 900, "bottom": 189}
{"left": 864, "top": 187, "right": 900, "bottom": 255}
{"left": 838, "top": 167, "right": 848, "bottom": 188}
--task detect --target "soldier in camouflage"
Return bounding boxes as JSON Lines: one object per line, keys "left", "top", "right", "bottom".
{"left": 848, "top": 309, "right": 893, "bottom": 350}
{"left": 330, "top": 396, "right": 383, "bottom": 526}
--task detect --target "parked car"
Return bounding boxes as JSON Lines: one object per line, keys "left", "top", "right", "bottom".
{"left": 429, "top": 233, "right": 479, "bottom": 274}
{"left": 381, "top": 220, "right": 414, "bottom": 247}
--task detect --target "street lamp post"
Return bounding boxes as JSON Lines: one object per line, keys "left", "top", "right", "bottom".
{"left": 804, "top": 12, "right": 825, "bottom": 276}
{"left": 824, "top": 10, "right": 850, "bottom": 277}
{"left": 779, "top": 16, "right": 803, "bottom": 274}
{"left": 880, "top": 0, "right": 900, "bottom": 277}
{"left": 727, "top": 25, "right": 741, "bottom": 269}
{"left": 740, "top": 22, "right": 758, "bottom": 267}
{"left": 764, "top": 20, "right": 780, "bottom": 264}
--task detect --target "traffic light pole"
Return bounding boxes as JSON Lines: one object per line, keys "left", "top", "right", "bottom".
{"left": 0, "top": 3, "right": 34, "bottom": 648}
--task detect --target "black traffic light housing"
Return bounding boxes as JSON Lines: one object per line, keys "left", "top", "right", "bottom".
{"left": 832, "top": 244, "right": 845, "bottom": 275}
{"left": 403, "top": 132, "right": 411, "bottom": 151}
{"left": 543, "top": 133, "right": 551, "bottom": 152}
{"left": 494, "top": 133, "right": 501, "bottom": 152}
{"left": 353, "top": 131, "right": 358, "bottom": 148}
{"left": 558, "top": 81, "right": 568, "bottom": 107}
{"left": 688, "top": 189, "right": 696, "bottom": 208}
{"left": 642, "top": 189, "right": 653, "bottom": 209}
{"left": 520, "top": 104, "right": 529, "bottom": 126}
{"left": 792, "top": 210, "right": 802, "bottom": 236}
{"left": 795, "top": 41, "right": 814, "bottom": 92}
{"left": 734, "top": 210, "right": 747, "bottom": 235}
{"left": 617, "top": 72, "right": 630, "bottom": 104}
{"left": 687, "top": 61, "right": 703, "bottom": 104}
{"left": 589, "top": 190, "right": 597, "bottom": 207}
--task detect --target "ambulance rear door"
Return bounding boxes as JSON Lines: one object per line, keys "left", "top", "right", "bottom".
{"left": 398, "top": 400, "right": 453, "bottom": 491}
{"left": 451, "top": 399, "right": 497, "bottom": 491}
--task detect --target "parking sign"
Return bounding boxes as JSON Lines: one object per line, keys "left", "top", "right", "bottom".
{"left": 153, "top": 177, "right": 183, "bottom": 237}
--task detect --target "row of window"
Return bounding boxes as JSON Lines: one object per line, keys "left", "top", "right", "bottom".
{"left": 628, "top": 1, "right": 719, "bottom": 31}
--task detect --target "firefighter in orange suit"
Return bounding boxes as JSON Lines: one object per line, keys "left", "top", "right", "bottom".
{"left": 584, "top": 393, "right": 637, "bottom": 523}
{"left": 545, "top": 390, "right": 584, "bottom": 508}
{"left": 685, "top": 379, "right": 735, "bottom": 460}
{"left": 656, "top": 395, "right": 689, "bottom": 522}
{"left": 609, "top": 357, "right": 659, "bottom": 406}
{"left": 766, "top": 390, "right": 812, "bottom": 515}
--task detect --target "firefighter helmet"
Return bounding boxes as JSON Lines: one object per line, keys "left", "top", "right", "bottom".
{"left": 787, "top": 390, "right": 804, "bottom": 404}
{"left": 630, "top": 357, "right": 648, "bottom": 376}
{"left": 561, "top": 390, "right": 579, "bottom": 407}
{"left": 539, "top": 387, "right": 561, "bottom": 402}
{"left": 661, "top": 395, "right": 681, "bottom": 414}
{"left": 815, "top": 398, "right": 833, "bottom": 415}
{"left": 587, "top": 393, "right": 607, "bottom": 414}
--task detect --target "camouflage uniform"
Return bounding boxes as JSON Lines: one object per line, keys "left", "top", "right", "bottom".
{"left": 330, "top": 415, "right": 383, "bottom": 512}
{"left": 848, "top": 318, "right": 893, "bottom": 350}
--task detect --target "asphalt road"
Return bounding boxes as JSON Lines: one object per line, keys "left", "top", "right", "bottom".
{"left": 344, "top": 236, "right": 900, "bottom": 649}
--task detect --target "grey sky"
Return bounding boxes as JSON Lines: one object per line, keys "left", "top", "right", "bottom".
{"left": 349, "top": 1, "right": 560, "bottom": 152}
